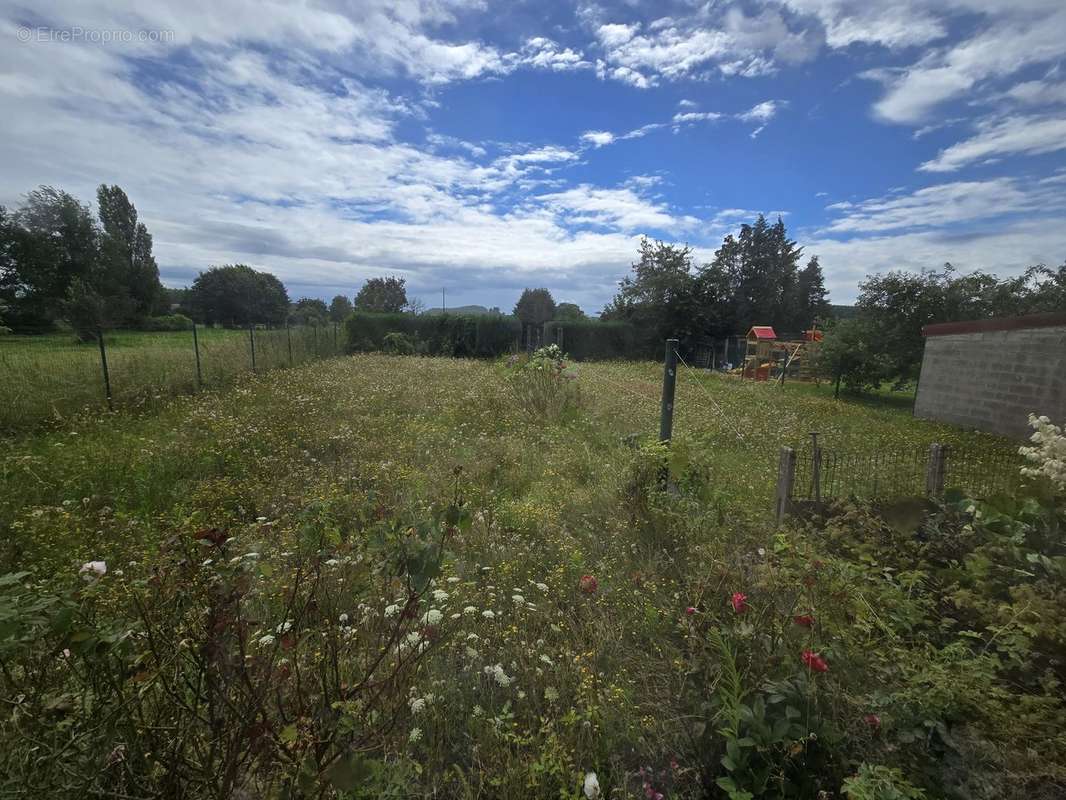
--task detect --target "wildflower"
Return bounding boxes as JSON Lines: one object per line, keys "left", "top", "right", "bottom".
{"left": 339, "top": 613, "right": 349, "bottom": 625}
{"left": 409, "top": 697, "right": 426, "bottom": 714}
{"left": 384, "top": 604, "right": 400, "bottom": 617}
{"left": 584, "top": 772, "right": 601, "bottom": 799}
{"left": 275, "top": 620, "right": 293, "bottom": 634}
{"left": 544, "top": 686, "right": 559, "bottom": 702}
{"left": 511, "top": 594, "right": 525, "bottom": 604}
{"left": 423, "top": 609, "right": 443, "bottom": 625}
{"left": 463, "top": 606, "right": 477, "bottom": 615}
{"left": 446, "top": 576, "right": 460, "bottom": 584}
{"left": 863, "top": 713, "right": 882, "bottom": 731}
{"left": 579, "top": 575, "right": 598, "bottom": 594}
{"left": 79, "top": 560, "right": 107, "bottom": 580}
{"left": 432, "top": 589, "right": 449, "bottom": 602}
{"left": 408, "top": 727, "right": 422, "bottom": 743}
{"left": 801, "top": 649, "right": 829, "bottom": 673}
{"left": 731, "top": 592, "right": 749, "bottom": 613}
{"left": 258, "top": 634, "right": 276, "bottom": 647}
{"left": 685, "top": 606, "right": 697, "bottom": 616}
{"left": 793, "top": 614, "right": 815, "bottom": 627}
{"left": 481, "top": 610, "right": 495, "bottom": 619}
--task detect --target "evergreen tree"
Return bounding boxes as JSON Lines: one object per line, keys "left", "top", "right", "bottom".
{"left": 96, "top": 185, "right": 163, "bottom": 322}
{"left": 794, "top": 255, "right": 830, "bottom": 330}
{"left": 329, "top": 294, "right": 353, "bottom": 322}
{"left": 601, "top": 238, "right": 702, "bottom": 340}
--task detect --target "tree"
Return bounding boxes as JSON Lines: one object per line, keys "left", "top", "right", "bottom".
{"left": 514, "top": 288, "right": 557, "bottom": 326}
{"left": 290, "top": 298, "right": 329, "bottom": 326}
{"left": 602, "top": 238, "right": 706, "bottom": 340}
{"left": 96, "top": 184, "right": 163, "bottom": 322}
{"left": 354, "top": 276, "right": 407, "bottom": 313}
{"left": 329, "top": 294, "right": 353, "bottom": 322}
{"left": 793, "top": 256, "right": 831, "bottom": 330}
{"left": 1, "top": 187, "right": 99, "bottom": 331}
{"left": 816, "top": 317, "right": 891, "bottom": 397}
{"left": 554, "top": 302, "right": 587, "bottom": 322}
{"left": 189, "top": 264, "right": 289, "bottom": 327}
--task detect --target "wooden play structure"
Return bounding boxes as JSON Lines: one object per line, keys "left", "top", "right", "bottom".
{"left": 742, "top": 325, "right": 823, "bottom": 382}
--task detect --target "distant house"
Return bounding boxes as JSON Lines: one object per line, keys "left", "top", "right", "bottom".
{"left": 914, "top": 312, "right": 1066, "bottom": 440}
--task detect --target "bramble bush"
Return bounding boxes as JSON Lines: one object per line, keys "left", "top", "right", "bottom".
{"left": 504, "top": 344, "right": 582, "bottom": 420}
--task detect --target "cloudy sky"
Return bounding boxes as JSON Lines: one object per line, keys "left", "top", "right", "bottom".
{"left": 2, "top": 0, "right": 1065, "bottom": 311}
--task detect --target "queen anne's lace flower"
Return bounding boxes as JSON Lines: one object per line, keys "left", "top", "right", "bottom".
{"left": 1020, "top": 414, "right": 1066, "bottom": 491}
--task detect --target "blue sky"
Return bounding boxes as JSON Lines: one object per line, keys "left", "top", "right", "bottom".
{"left": 2, "top": 0, "right": 1066, "bottom": 313}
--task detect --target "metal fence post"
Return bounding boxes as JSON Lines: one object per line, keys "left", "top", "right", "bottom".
{"left": 333, "top": 322, "right": 338, "bottom": 352}
{"left": 97, "top": 328, "right": 113, "bottom": 412}
{"left": 249, "top": 324, "right": 257, "bottom": 372}
{"left": 192, "top": 322, "right": 203, "bottom": 389}
{"left": 286, "top": 322, "right": 293, "bottom": 366}
{"left": 811, "top": 432, "right": 822, "bottom": 503}
{"left": 925, "top": 443, "right": 947, "bottom": 497}
{"left": 775, "top": 446, "right": 797, "bottom": 523}
{"left": 660, "top": 338, "right": 679, "bottom": 443}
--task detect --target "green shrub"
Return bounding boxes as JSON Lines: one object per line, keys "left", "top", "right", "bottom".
{"left": 504, "top": 344, "right": 581, "bottom": 420}
{"left": 382, "top": 331, "right": 417, "bottom": 355}
{"left": 142, "top": 313, "right": 194, "bottom": 332}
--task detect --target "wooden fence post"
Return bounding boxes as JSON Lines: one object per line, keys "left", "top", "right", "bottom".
{"left": 286, "top": 322, "right": 293, "bottom": 366}
{"left": 925, "top": 443, "right": 947, "bottom": 497}
{"left": 97, "top": 329, "right": 113, "bottom": 412}
{"left": 810, "top": 432, "right": 822, "bottom": 503}
{"left": 775, "top": 446, "right": 796, "bottom": 523}
{"left": 192, "top": 322, "right": 203, "bottom": 389}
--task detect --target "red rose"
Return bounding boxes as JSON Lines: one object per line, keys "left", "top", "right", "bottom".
{"left": 579, "top": 575, "right": 598, "bottom": 594}
{"left": 801, "top": 649, "right": 829, "bottom": 673}
{"left": 731, "top": 592, "right": 749, "bottom": 613}
{"left": 793, "top": 614, "right": 815, "bottom": 627}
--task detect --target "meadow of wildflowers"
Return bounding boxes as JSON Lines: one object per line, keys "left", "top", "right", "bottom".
{"left": 0, "top": 353, "right": 1062, "bottom": 798}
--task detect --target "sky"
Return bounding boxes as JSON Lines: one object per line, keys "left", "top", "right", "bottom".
{"left": 2, "top": 1, "right": 1066, "bottom": 313}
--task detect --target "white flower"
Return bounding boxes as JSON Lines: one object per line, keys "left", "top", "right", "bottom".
{"left": 423, "top": 609, "right": 443, "bottom": 625}
{"left": 584, "top": 771, "right": 601, "bottom": 799}
{"left": 535, "top": 582, "right": 549, "bottom": 593}
{"left": 446, "top": 576, "right": 460, "bottom": 584}
{"left": 511, "top": 594, "right": 525, "bottom": 604}
{"left": 275, "top": 620, "right": 292, "bottom": 634}
{"left": 258, "top": 634, "right": 276, "bottom": 647}
{"left": 324, "top": 559, "right": 339, "bottom": 567}
{"left": 432, "top": 589, "right": 449, "bottom": 602}
{"left": 384, "top": 604, "right": 400, "bottom": 617}
{"left": 487, "top": 664, "right": 512, "bottom": 687}
{"left": 539, "top": 654, "right": 554, "bottom": 666}
{"left": 544, "top": 686, "right": 559, "bottom": 702}
{"left": 408, "top": 727, "right": 422, "bottom": 743}
{"left": 409, "top": 697, "right": 426, "bottom": 714}
{"left": 338, "top": 613, "right": 349, "bottom": 625}
{"left": 79, "top": 561, "right": 106, "bottom": 580}
{"left": 481, "top": 610, "right": 495, "bottom": 619}
{"left": 463, "top": 606, "right": 477, "bottom": 615}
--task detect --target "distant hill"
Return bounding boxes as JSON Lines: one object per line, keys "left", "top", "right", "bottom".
{"left": 829, "top": 304, "right": 857, "bottom": 319}
{"left": 424, "top": 305, "right": 502, "bottom": 315}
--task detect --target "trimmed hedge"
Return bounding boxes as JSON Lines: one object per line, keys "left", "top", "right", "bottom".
{"left": 544, "top": 319, "right": 659, "bottom": 361}
{"left": 346, "top": 312, "right": 659, "bottom": 361}
{"left": 345, "top": 312, "right": 521, "bottom": 358}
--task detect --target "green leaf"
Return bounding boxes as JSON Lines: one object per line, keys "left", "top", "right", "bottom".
{"left": 326, "top": 753, "right": 372, "bottom": 791}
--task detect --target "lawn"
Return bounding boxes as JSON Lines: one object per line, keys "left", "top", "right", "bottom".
{"left": 0, "top": 353, "right": 1061, "bottom": 799}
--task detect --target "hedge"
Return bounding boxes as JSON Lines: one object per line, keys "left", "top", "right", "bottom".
{"left": 345, "top": 312, "right": 521, "bottom": 358}
{"left": 543, "top": 319, "right": 660, "bottom": 361}
{"left": 346, "top": 312, "right": 659, "bottom": 361}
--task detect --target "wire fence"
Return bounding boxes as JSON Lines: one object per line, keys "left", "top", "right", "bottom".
{"left": 0, "top": 323, "right": 346, "bottom": 434}
{"left": 788, "top": 441, "right": 1025, "bottom": 509}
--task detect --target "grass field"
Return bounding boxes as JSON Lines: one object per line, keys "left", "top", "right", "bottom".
{"left": 0, "top": 325, "right": 345, "bottom": 433}
{"left": 1, "top": 354, "right": 1061, "bottom": 798}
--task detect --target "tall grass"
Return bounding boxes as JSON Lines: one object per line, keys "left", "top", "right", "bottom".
{"left": 0, "top": 324, "right": 345, "bottom": 433}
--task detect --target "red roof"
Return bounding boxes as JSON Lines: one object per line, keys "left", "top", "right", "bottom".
{"left": 747, "top": 326, "right": 777, "bottom": 340}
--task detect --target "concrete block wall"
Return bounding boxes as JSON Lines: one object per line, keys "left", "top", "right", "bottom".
{"left": 914, "top": 324, "right": 1066, "bottom": 440}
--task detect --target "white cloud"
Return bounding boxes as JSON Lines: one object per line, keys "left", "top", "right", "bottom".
{"left": 918, "top": 115, "right": 1066, "bottom": 172}
{"left": 867, "top": 7, "right": 1066, "bottom": 124}
{"left": 823, "top": 177, "right": 1066, "bottom": 232}
{"left": 672, "top": 111, "right": 724, "bottom": 124}
{"left": 536, "top": 184, "right": 698, "bottom": 232}
{"left": 581, "top": 131, "right": 616, "bottom": 148}
{"left": 1006, "top": 79, "right": 1066, "bottom": 106}
{"left": 738, "top": 100, "right": 780, "bottom": 123}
